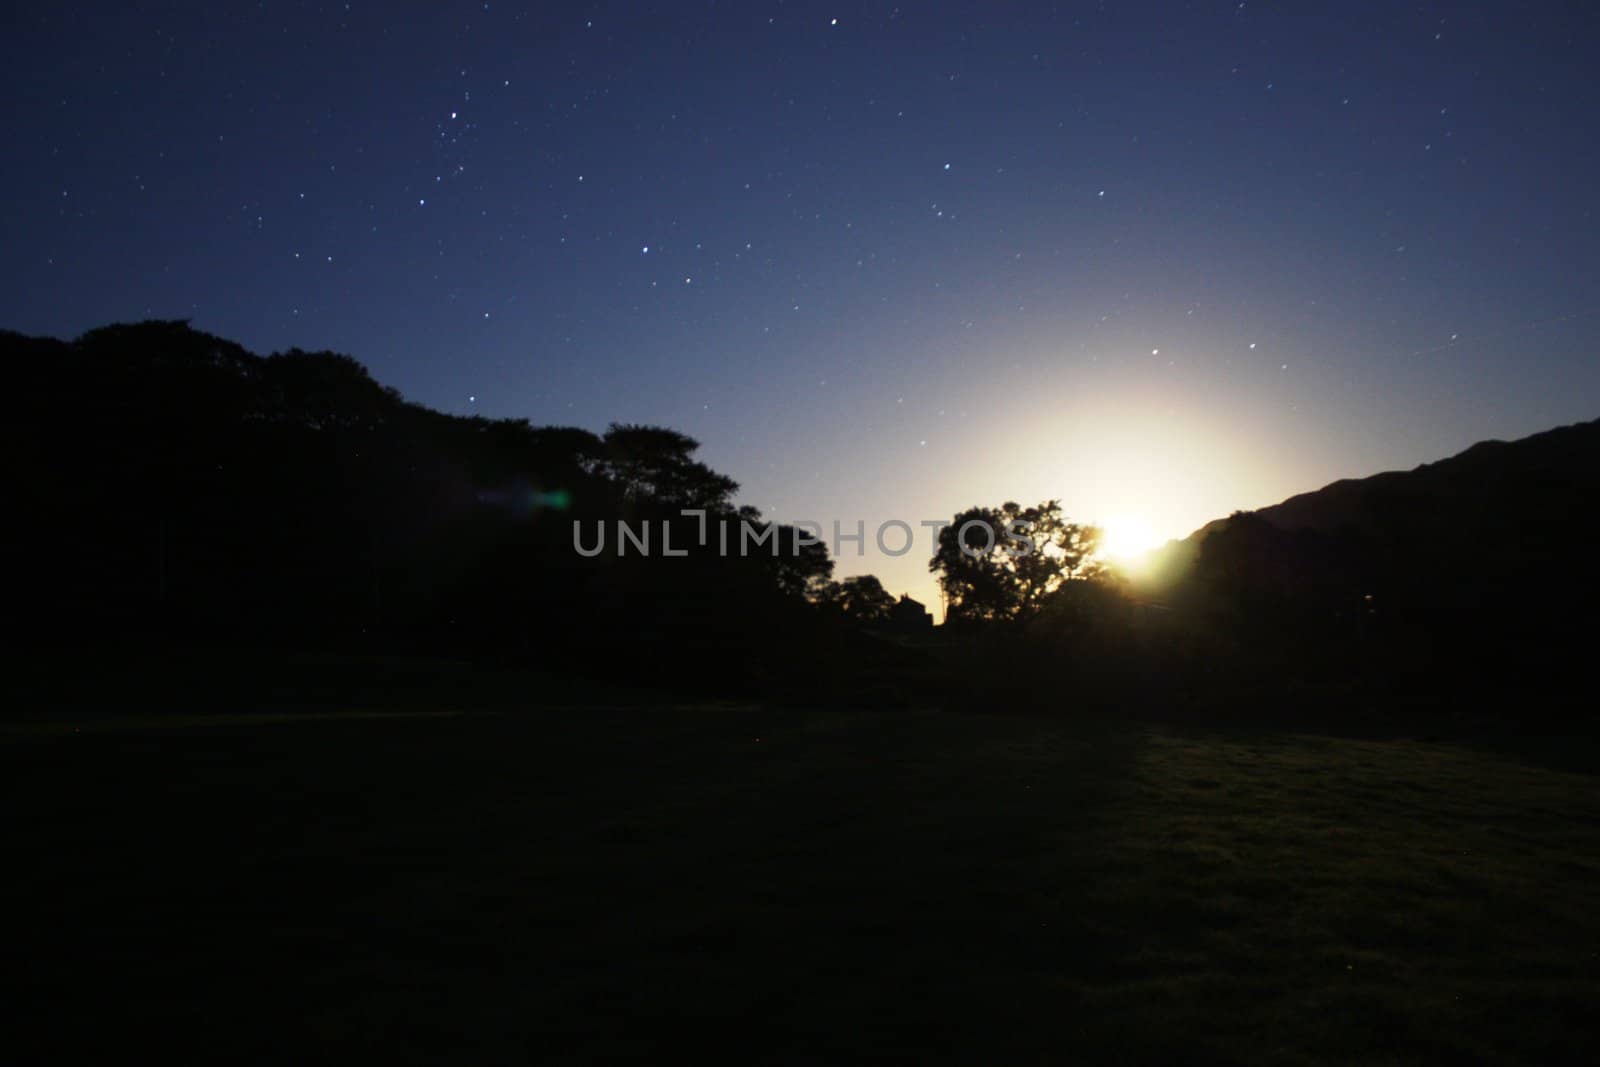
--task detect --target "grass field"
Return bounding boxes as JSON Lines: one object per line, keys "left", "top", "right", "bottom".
{"left": 6, "top": 702, "right": 1599, "bottom": 1063}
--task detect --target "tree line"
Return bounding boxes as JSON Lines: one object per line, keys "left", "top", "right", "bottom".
{"left": 5, "top": 321, "right": 1122, "bottom": 695}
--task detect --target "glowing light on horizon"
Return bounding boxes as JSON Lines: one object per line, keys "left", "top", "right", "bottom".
{"left": 1099, "top": 513, "right": 1163, "bottom": 562}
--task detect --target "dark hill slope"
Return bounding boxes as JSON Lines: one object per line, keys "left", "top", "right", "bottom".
{"left": 1136, "top": 418, "right": 1600, "bottom": 698}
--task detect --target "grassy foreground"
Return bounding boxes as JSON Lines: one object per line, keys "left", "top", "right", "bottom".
{"left": 5, "top": 703, "right": 1598, "bottom": 1063}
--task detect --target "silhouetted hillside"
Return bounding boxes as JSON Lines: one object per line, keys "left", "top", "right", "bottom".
{"left": 1243, "top": 419, "right": 1600, "bottom": 541}
{"left": 1136, "top": 418, "right": 1600, "bottom": 703}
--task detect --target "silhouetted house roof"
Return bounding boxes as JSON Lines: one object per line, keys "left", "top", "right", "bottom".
{"left": 888, "top": 594, "right": 933, "bottom": 630}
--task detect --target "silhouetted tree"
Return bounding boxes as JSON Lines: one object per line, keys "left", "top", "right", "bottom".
{"left": 599, "top": 424, "right": 737, "bottom": 510}
{"left": 767, "top": 523, "right": 836, "bottom": 598}
{"left": 812, "top": 574, "right": 896, "bottom": 623}
{"left": 931, "top": 500, "right": 1103, "bottom": 626}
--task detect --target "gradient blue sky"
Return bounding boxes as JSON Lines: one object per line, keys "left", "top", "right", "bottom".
{"left": 5, "top": 2, "right": 1598, "bottom": 612}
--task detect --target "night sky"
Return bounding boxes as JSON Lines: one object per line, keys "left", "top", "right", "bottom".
{"left": 5, "top": 2, "right": 1598, "bottom": 610}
